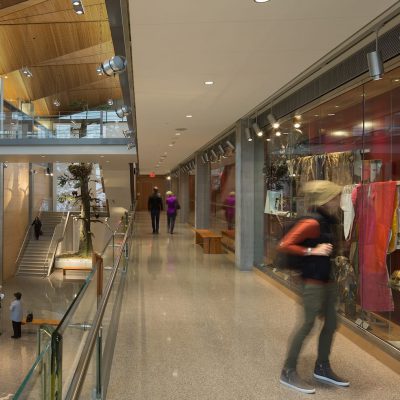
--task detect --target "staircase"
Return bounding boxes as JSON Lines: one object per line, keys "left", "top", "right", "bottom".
{"left": 17, "top": 212, "right": 64, "bottom": 277}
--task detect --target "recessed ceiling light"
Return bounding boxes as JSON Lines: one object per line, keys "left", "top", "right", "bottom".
{"left": 76, "top": 9, "right": 84, "bottom": 14}
{"left": 204, "top": 81, "right": 214, "bottom": 85}
{"left": 275, "top": 131, "right": 281, "bottom": 137}
{"left": 106, "top": 160, "right": 110, "bottom": 163}
{"left": 186, "top": 115, "right": 192, "bottom": 118}
{"left": 335, "top": 105, "right": 340, "bottom": 108}
{"left": 254, "top": 0, "right": 270, "bottom": 2}
{"left": 266, "top": 138, "right": 271, "bottom": 142}
{"left": 272, "top": 122, "right": 280, "bottom": 129}
{"left": 175, "top": 132, "right": 181, "bottom": 136}
{"left": 314, "top": 114, "right": 319, "bottom": 117}
{"left": 3, "top": 75, "right": 8, "bottom": 79}
{"left": 328, "top": 113, "right": 335, "bottom": 116}
{"left": 100, "top": 155, "right": 104, "bottom": 158}
{"left": 293, "top": 123, "right": 301, "bottom": 129}
{"left": 168, "top": 144, "right": 174, "bottom": 147}
{"left": 41, "top": 155, "right": 45, "bottom": 158}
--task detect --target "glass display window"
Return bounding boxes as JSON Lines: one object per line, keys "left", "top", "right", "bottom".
{"left": 263, "top": 65, "right": 400, "bottom": 351}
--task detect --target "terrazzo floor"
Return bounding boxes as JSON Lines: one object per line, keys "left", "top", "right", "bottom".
{"left": 107, "top": 213, "right": 400, "bottom": 399}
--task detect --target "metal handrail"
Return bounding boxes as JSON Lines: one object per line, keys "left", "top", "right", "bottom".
{"left": 44, "top": 212, "right": 70, "bottom": 276}
{"left": 15, "top": 198, "right": 51, "bottom": 269}
{"left": 100, "top": 217, "right": 124, "bottom": 256}
{"left": 65, "top": 208, "right": 135, "bottom": 400}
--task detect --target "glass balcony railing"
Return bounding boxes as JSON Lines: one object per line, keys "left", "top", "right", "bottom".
{"left": 13, "top": 208, "right": 135, "bottom": 399}
{"left": 0, "top": 110, "right": 130, "bottom": 140}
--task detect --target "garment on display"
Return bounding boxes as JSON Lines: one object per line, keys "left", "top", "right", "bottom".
{"left": 355, "top": 181, "right": 395, "bottom": 312}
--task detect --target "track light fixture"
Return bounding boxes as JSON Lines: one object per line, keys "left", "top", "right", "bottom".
{"left": 201, "top": 154, "right": 207, "bottom": 164}
{"left": 71, "top": 0, "right": 85, "bottom": 15}
{"left": 218, "top": 144, "right": 225, "bottom": 156}
{"left": 252, "top": 122, "right": 263, "bottom": 137}
{"left": 211, "top": 149, "right": 218, "bottom": 161}
{"left": 226, "top": 140, "right": 235, "bottom": 150}
{"left": 245, "top": 127, "right": 253, "bottom": 142}
{"left": 53, "top": 99, "right": 61, "bottom": 107}
{"left": 107, "top": 98, "right": 114, "bottom": 106}
{"left": 21, "top": 67, "right": 33, "bottom": 78}
{"left": 367, "top": 30, "right": 384, "bottom": 81}
{"left": 101, "top": 56, "right": 127, "bottom": 76}
{"left": 116, "top": 105, "right": 131, "bottom": 118}
{"left": 204, "top": 152, "right": 210, "bottom": 162}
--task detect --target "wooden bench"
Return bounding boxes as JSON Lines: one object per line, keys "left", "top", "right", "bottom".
{"left": 221, "top": 229, "right": 235, "bottom": 253}
{"left": 22, "top": 318, "right": 60, "bottom": 326}
{"left": 194, "top": 229, "right": 223, "bottom": 254}
{"left": 62, "top": 266, "right": 92, "bottom": 276}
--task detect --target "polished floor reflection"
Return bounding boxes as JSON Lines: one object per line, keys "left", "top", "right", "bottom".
{"left": 0, "top": 271, "right": 83, "bottom": 397}
{"left": 107, "top": 213, "right": 399, "bottom": 399}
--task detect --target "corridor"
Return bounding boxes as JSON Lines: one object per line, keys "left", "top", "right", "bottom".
{"left": 107, "top": 213, "right": 399, "bottom": 399}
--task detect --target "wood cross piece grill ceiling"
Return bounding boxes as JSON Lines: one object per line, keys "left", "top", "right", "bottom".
{"left": 0, "top": 0, "right": 121, "bottom": 116}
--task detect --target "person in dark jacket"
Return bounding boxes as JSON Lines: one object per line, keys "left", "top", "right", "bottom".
{"left": 148, "top": 186, "right": 163, "bottom": 234}
{"left": 278, "top": 180, "right": 349, "bottom": 394}
{"left": 32, "top": 216, "right": 42, "bottom": 240}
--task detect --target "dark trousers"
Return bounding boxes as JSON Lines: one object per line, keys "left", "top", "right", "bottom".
{"left": 167, "top": 213, "right": 177, "bottom": 233}
{"left": 284, "top": 282, "right": 338, "bottom": 369}
{"left": 151, "top": 209, "right": 160, "bottom": 233}
{"left": 12, "top": 321, "right": 22, "bottom": 338}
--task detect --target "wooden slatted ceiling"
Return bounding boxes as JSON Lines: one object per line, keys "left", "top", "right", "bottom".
{"left": 0, "top": 0, "right": 121, "bottom": 115}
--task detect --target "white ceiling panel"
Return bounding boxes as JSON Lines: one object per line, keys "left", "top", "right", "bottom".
{"left": 129, "top": 0, "right": 399, "bottom": 174}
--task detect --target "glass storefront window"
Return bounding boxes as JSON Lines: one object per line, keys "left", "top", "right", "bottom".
{"left": 210, "top": 153, "right": 235, "bottom": 253}
{"left": 263, "top": 65, "right": 400, "bottom": 351}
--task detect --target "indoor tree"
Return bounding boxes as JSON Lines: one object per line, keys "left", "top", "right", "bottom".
{"left": 58, "top": 162, "right": 100, "bottom": 257}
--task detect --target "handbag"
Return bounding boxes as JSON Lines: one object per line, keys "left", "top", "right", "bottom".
{"left": 26, "top": 312, "right": 33, "bottom": 323}
{"left": 175, "top": 201, "right": 181, "bottom": 210}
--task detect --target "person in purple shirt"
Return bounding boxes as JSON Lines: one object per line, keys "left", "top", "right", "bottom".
{"left": 166, "top": 191, "right": 180, "bottom": 234}
{"left": 224, "top": 191, "right": 235, "bottom": 230}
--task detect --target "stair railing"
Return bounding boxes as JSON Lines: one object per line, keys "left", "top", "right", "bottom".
{"left": 44, "top": 212, "right": 70, "bottom": 277}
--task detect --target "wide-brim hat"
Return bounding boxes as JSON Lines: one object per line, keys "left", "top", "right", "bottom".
{"left": 302, "top": 180, "right": 342, "bottom": 207}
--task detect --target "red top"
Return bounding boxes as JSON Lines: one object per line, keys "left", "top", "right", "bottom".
{"left": 278, "top": 219, "right": 320, "bottom": 256}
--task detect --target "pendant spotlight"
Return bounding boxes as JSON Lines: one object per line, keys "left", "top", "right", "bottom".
{"left": 367, "top": 30, "right": 384, "bottom": 80}
{"left": 101, "top": 56, "right": 127, "bottom": 76}
{"left": 226, "top": 140, "right": 235, "bottom": 150}
{"left": 53, "top": 99, "right": 61, "bottom": 107}
{"left": 96, "top": 66, "right": 103, "bottom": 76}
{"left": 245, "top": 127, "right": 253, "bottom": 142}
{"left": 252, "top": 122, "right": 263, "bottom": 137}
{"left": 107, "top": 98, "right": 114, "bottom": 106}
{"left": 115, "top": 105, "right": 131, "bottom": 118}
{"left": 267, "top": 113, "right": 279, "bottom": 129}
{"left": 210, "top": 149, "right": 218, "bottom": 161}
{"left": 71, "top": 0, "right": 85, "bottom": 14}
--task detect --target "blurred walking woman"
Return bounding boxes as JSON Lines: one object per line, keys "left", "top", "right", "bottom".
{"left": 166, "top": 191, "right": 180, "bottom": 234}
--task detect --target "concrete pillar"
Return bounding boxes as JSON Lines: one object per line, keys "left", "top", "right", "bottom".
{"left": 194, "top": 153, "right": 210, "bottom": 229}
{"left": 178, "top": 170, "right": 189, "bottom": 223}
{"left": 235, "top": 119, "right": 264, "bottom": 270}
